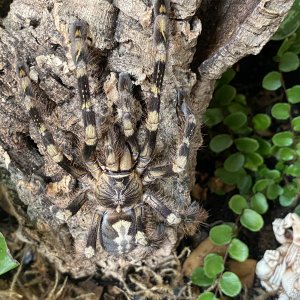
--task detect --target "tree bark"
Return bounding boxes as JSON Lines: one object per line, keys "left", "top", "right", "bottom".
{"left": 0, "top": 0, "right": 293, "bottom": 280}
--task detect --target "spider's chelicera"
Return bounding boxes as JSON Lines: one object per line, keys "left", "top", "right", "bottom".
{"left": 17, "top": 0, "right": 207, "bottom": 258}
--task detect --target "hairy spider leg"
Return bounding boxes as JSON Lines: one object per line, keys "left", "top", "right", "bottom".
{"left": 70, "top": 20, "right": 98, "bottom": 163}
{"left": 17, "top": 63, "right": 86, "bottom": 178}
{"left": 143, "top": 191, "right": 207, "bottom": 232}
{"left": 136, "top": 0, "right": 169, "bottom": 173}
{"left": 85, "top": 211, "right": 103, "bottom": 258}
{"left": 142, "top": 91, "right": 196, "bottom": 184}
{"left": 52, "top": 191, "right": 88, "bottom": 221}
{"left": 118, "top": 73, "right": 139, "bottom": 162}
{"left": 143, "top": 192, "right": 182, "bottom": 225}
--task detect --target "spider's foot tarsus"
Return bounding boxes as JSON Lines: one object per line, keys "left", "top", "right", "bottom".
{"left": 135, "top": 230, "right": 148, "bottom": 246}
{"left": 167, "top": 213, "right": 182, "bottom": 225}
{"left": 84, "top": 246, "right": 95, "bottom": 258}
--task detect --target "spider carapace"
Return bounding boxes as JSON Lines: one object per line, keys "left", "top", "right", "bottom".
{"left": 17, "top": 0, "right": 207, "bottom": 258}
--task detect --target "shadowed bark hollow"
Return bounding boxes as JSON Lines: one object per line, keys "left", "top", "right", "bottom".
{"left": 0, "top": 0, "right": 293, "bottom": 279}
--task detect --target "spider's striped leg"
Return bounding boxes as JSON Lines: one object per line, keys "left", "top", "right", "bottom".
{"left": 144, "top": 192, "right": 207, "bottom": 232}
{"left": 17, "top": 63, "right": 85, "bottom": 179}
{"left": 85, "top": 211, "right": 103, "bottom": 258}
{"left": 51, "top": 191, "right": 88, "bottom": 221}
{"left": 70, "top": 20, "right": 97, "bottom": 162}
{"left": 134, "top": 206, "right": 148, "bottom": 246}
{"left": 118, "top": 73, "right": 139, "bottom": 162}
{"left": 143, "top": 192, "right": 182, "bottom": 225}
{"left": 136, "top": 0, "right": 169, "bottom": 173}
{"left": 142, "top": 91, "right": 196, "bottom": 184}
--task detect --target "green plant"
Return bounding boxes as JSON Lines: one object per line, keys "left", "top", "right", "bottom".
{"left": 0, "top": 232, "right": 19, "bottom": 275}
{"left": 192, "top": 2, "right": 300, "bottom": 297}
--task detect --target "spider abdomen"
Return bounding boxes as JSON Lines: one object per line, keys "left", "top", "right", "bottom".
{"left": 99, "top": 209, "right": 137, "bottom": 255}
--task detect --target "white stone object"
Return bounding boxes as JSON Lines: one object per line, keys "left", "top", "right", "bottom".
{"left": 256, "top": 213, "right": 300, "bottom": 300}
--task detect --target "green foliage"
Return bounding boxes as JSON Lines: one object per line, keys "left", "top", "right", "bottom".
{"left": 197, "top": 292, "right": 220, "bottom": 300}
{"left": 272, "top": 0, "right": 300, "bottom": 40}
{"left": 203, "top": 254, "right": 224, "bottom": 278}
{"left": 262, "top": 71, "right": 282, "bottom": 90}
{"left": 0, "top": 232, "right": 19, "bottom": 275}
{"left": 219, "top": 272, "right": 242, "bottom": 297}
{"left": 193, "top": 12, "right": 300, "bottom": 298}
{"left": 209, "top": 224, "right": 233, "bottom": 245}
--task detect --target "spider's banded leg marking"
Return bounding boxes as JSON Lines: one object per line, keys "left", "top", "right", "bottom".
{"left": 135, "top": 206, "right": 148, "bottom": 246}
{"left": 137, "top": 0, "right": 169, "bottom": 173}
{"left": 142, "top": 92, "right": 196, "bottom": 184}
{"left": 118, "top": 73, "right": 139, "bottom": 162}
{"left": 143, "top": 192, "right": 181, "bottom": 225}
{"left": 172, "top": 93, "right": 196, "bottom": 174}
{"left": 17, "top": 63, "right": 85, "bottom": 178}
{"left": 85, "top": 211, "right": 103, "bottom": 258}
{"left": 70, "top": 20, "right": 97, "bottom": 161}
{"left": 53, "top": 191, "right": 87, "bottom": 221}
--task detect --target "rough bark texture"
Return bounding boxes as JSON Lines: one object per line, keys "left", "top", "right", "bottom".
{"left": 0, "top": 0, "right": 294, "bottom": 281}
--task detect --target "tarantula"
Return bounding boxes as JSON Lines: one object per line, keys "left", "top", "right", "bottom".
{"left": 16, "top": 0, "right": 207, "bottom": 258}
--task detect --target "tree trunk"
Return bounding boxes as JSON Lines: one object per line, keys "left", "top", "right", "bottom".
{"left": 0, "top": 0, "right": 293, "bottom": 281}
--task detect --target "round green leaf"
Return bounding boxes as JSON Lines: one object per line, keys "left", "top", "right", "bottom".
{"left": 234, "top": 137, "right": 259, "bottom": 153}
{"left": 204, "top": 108, "right": 224, "bottom": 127}
{"left": 252, "top": 114, "right": 271, "bottom": 131}
{"left": 228, "top": 238, "right": 249, "bottom": 262}
{"left": 224, "top": 152, "right": 245, "bottom": 172}
{"left": 286, "top": 85, "right": 300, "bottom": 103}
{"left": 279, "top": 51, "right": 300, "bottom": 72}
{"left": 279, "top": 182, "right": 298, "bottom": 206}
{"left": 271, "top": 103, "right": 291, "bottom": 120}
{"left": 252, "top": 179, "right": 270, "bottom": 192}
{"left": 251, "top": 193, "right": 269, "bottom": 214}
{"left": 209, "top": 224, "right": 233, "bottom": 245}
{"left": 262, "top": 71, "right": 282, "bottom": 91}
{"left": 0, "top": 232, "right": 19, "bottom": 275}
{"left": 276, "top": 147, "right": 295, "bottom": 161}
{"left": 244, "top": 153, "right": 264, "bottom": 171}
{"left": 215, "top": 168, "right": 246, "bottom": 185}
{"left": 209, "top": 134, "right": 233, "bottom": 153}
{"left": 272, "top": 131, "right": 294, "bottom": 147}
{"left": 267, "top": 183, "right": 283, "bottom": 200}
{"left": 255, "top": 137, "right": 272, "bottom": 156}
{"left": 218, "top": 68, "right": 236, "bottom": 86}
{"left": 197, "top": 292, "right": 219, "bottom": 300}
{"left": 237, "top": 175, "right": 252, "bottom": 195}
{"left": 240, "top": 209, "right": 264, "bottom": 231}
{"left": 204, "top": 254, "right": 224, "bottom": 279}
{"left": 235, "top": 94, "right": 247, "bottom": 105}
{"left": 294, "top": 204, "right": 300, "bottom": 216}
{"left": 191, "top": 267, "right": 215, "bottom": 287}
{"left": 227, "top": 102, "right": 248, "bottom": 114}
{"left": 229, "top": 195, "right": 248, "bottom": 215}
{"left": 284, "top": 164, "right": 300, "bottom": 177}
{"left": 220, "top": 272, "right": 242, "bottom": 297}
{"left": 224, "top": 112, "right": 247, "bottom": 131}
{"left": 214, "top": 85, "right": 236, "bottom": 106}
{"left": 292, "top": 116, "right": 300, "bottom": 131}
{"left": 259, "top": 168, "right": 281, "bottom": 180}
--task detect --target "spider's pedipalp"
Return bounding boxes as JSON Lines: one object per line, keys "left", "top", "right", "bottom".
{"left": 17, "top": 63, "right": 85, "bottom": 178}
{"left": 70, "top": 20, "right": 97, "bottom": 162}
{"left": 137, "top": 0, "right": 169, "bottom": 174}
